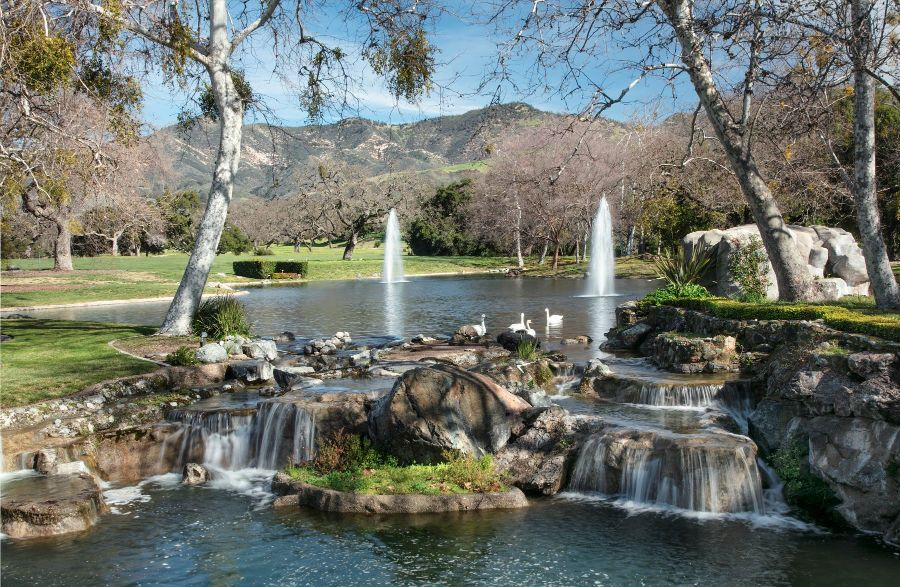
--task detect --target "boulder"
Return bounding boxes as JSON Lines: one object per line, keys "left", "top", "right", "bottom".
{"left": 242, "top": 339, "right": 278, "bottom": 361}
{"left": 32, "top": 448, "right": 58, "bottom": 474}
{"left": 1, "top": 473, "right": 109, "bottom": 539}
{"left": 584, "top": 358, "right": 613, "bottom": 378}
{"left": 649, "top": 332, "right": 738, "bottom": 373}
{"left": 619, "top": 322, "right": 653, "bottom": 349}
{"left": 455, "top": 325, "right": 480, "bottom": 339}
{"left": 494, "top": 406, "right": 580, "bottom": 495}
{"left": 226, "top": 360, "right": 274, "bottom": 383}
{"left": 847, "top": 352, "right": 896, "bottom": 380}
{"left": 274, "top": 332, "right": 296, "bottom": 343}
{"left": 182, "top": 462, "right": 210, "bottom": 485}
{"left": 368, "top": 364, "right": 531, "bottom": 464}
{"left": 196, "top": 343, "right": 227, "bottom": 364}
{"left": 496, "top": 330, "right": 540, "bottom": 352}
{"left": 274, "top": 365, "right": 317, "bottom": 389}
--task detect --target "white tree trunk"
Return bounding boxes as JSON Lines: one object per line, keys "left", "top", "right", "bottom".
{"left": 539, "top": 241, "right": 549, "bottom": 265}
{"left": 851, "top": 0, "right": 900, "bottom": 309}
{"left": 159, "top": 68, "right": 243, "bottom": 335}
{"left": 54, "top": 220, "right": 74, "bottom": 271}
{"left": 658, "top": 0, "right": 817, "bottom": 301}
{"left": 515, "top": 200, "right": 524, "bottom": 268}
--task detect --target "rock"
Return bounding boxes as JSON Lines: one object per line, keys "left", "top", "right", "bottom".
{"left": 584, "top": 359, "right": 613, "bottom": 378}
{"left": 182, "top": 462, "right": 210, "bottom": 485}
{"left": 494, "top": 406, "right": 579, "bottom": 495}
{"left": 496, "top": 330, "right": 540, "bottom": 352}
{"left": 196, "top": 343, "right": 227, "bottom": 364}
{"left": 832, "top": 254, "right": 869, "bottom": 286}
{"left": 847, "top": 352, "right": 895, "bottom": 380}
{"left": 226, "top": 360, "right": 274, "bottom": 383}
{"left": 32, "top": 448, "right": 58, "bottom": 474}
{"left": 614, "top": 301, "right": 641, "bottom": 329}
{"left": 220, "top": 337, "right": 245, "bottom": 356}
{"left": 274, "top": 365, "right": 318, "bottom": 389}
{"left": 456, "top": 325, "right": 479, "bottom": 337}
{"left": 684, "top": 224, "right": 872, "bottom": 300}
{"left": 0, "top": 473, "right": 109, "bottom": 539}
{"left": 348, "top": 350, "right": 371, "bottom": 367}
{"left": 619, "top": 322, "right": 653, "bottom": 349}
{"left": 0, "top": 333, "right": 12, "bottom": 342}
{"left": 411, "top": 334, "right": 438, "bottom": 344}
{"left": 368, "top": 364, "right": 531, "bottom": 464}
{"left": 574, "top": 335, "right": 593, "bottom": 344}
{"left": 274, "top": 331, "right": 296, "bottom": 343}
{"left": 271, "top": 472, "right": 528, "bottom": 513}
{"left": 649, "top": 333, "right": 738, "bottom": 373}
{"left": 242, "top": 339, "right": 278, "bottom": 361}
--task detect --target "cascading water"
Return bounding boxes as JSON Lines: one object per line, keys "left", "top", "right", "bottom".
{"left": 636, "top": 384, "right": 722, "bottom": 408}
{"left": 382, "top": 208, "right": 406, "bottom": 283}
{"left": 161, "top": 401, "right": 316, "bottom": 472}
{"left": 569, "top": 431, "right": 766, "bottom": 514}
{"left": 585, "top": 197, "right": 615, "bottom": 296}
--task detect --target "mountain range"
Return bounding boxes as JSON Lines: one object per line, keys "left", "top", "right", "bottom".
{"left": 142, "top": 103, "right": 617, "bottom": 198}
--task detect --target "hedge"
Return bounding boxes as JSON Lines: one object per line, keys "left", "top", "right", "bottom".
{"left": 663, "top": 297, "right": 900, "bottom": 342}
{"left": 232, "top": 260, "right": 308, "bottom": 279}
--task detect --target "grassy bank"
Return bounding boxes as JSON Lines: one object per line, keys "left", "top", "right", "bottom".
{"left": 1, "top": 244, "right": 657, "bottom": 309}
{"left": 0, "top": 319, "right": 158, "bottom": 408}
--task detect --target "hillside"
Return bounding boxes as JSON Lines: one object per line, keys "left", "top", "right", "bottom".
{"left": 143, "top": 103, "right": 618, "bottom": 198}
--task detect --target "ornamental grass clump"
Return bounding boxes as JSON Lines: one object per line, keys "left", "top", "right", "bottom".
{"left": 165, "top": 345, "right": 199, "bottom": 366}
{"left": 652, "top": 243, "right": 713, "bottom": 295}
{"left": 191, "top": 294, "right": 251, "bottom": 339}
{"left": 516, "top": 340, "right": 539, "bottom": 360}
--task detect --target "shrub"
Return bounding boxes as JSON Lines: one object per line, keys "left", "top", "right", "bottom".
{"left": 232, "top": 260, "right": 307, "bottom": 279}
{"left": 312, "top": 429, "right": 387, "bottom": 475}
{"left": 644, "top": 283, "right": 711, "bottom": 305}
{"left": 663, "top": 297, "right": 900, "bottom": 341}
{"left": 217, "top": 223, "right": 252, "bottom": 255}
{"left": 165, "top": 346, "right": 199, "bottom": 366}
{"left": 727, "top": 236, "right": 770, "bottom": 302}
{"left": 770, "top": 437, "right": 841, "bottom": 524}
{"left": 516, "top": 340, "right": 539, "bottom": 360}
{"left": 254, "top": 246, "right": 275, "bottom": 256}
{"left": 652, "top": 243, "right": 713, "bottom": 292}
{"left": 191, "top": 295, "right": 251, "bottom": 339}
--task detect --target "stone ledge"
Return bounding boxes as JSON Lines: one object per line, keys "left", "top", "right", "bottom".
{"left": 271, "top": 472, "right": 529, "bottom": 514}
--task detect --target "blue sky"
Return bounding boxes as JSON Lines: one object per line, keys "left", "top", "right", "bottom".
{"left": 139, "top": 3, "right": 697, "bottom": 129}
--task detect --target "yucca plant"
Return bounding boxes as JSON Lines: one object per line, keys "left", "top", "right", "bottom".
{"left": 516, "top": 340, "right": 539, "bottom": 360}
{"left": 652, "top": 243, "right": 713, "bottom": 295}
{"left": 192, "top": 294, "right": 251, "bottom": 339}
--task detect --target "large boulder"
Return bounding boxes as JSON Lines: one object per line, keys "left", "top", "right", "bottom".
{"left": 368, "top": 364, "right": 531, "bottom": 464}
{"left": 242, "top": 339, "right": 278, "bottom": 361}
{"left": 196, "top": 343, "right": 227, "bottom": 364}
{"left": 683, "top": 224, "right": 872, "bottom": 300}
{"left": 226, "top": 360, "right": 274, "bottom": 383}
{"left": 182, "top": 462, "right": 210, "bottom": 485}
{"left": 649, "top": 332, "right": 737, "bottom": 373}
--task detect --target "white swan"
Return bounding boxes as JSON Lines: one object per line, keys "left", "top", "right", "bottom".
{"left": 472, "top": 314, "right": 487, "bottom": 336}
{"left": 524, "top": 320, "right": 536, "bottom": 337}
{"left": 545, "top": 308, "right": 563, "bottom": 324}
{"left": 508, "top": 313, "right": 526, "bottom": 331}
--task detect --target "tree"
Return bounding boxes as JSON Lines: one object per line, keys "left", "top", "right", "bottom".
{"left": 158, "top": 190, "right": 201, "bottom": 252}
{"left": 485, "top": 0, "right": 829, "bottom": 299}
{"left": 30, "top": 0, "right": 437, "bottom": 334}
{"left": 230, "top": 199, "right": 283, "bottom": 250}
{"left": 408, "top": 179, "right": 492, "bottom": 256}
{"left": 217, "top": 223, "right": 252, "bottom": 255}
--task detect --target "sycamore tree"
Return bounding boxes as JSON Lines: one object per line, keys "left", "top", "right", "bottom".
{"left": 26, "top": 0, "right": 437, "bottom": 334}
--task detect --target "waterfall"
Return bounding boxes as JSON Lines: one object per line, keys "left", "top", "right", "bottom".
{"left": 382, "top": 208, "right": 406, "bottom": 283}
{"left": 570, "top": 431, "right": 765, "bottom": 514}
{"left": 636, "top": 384, "right": 722, "bottom": 408}
{"left": 161, "top": 402, "right": 316, "bottom": 472}
{"left": 585, "top": 197, "right": 615, "bottom": 296}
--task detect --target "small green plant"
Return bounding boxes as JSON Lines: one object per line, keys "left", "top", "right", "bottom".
{"left": 652, "top": 243, "right": 713, "bottom": 292}
{"left": 727, "top": 236, "right": 770, "bottom": 302}
{"left": 165, "top": 346, "right": 199, "bottom": 366}
{"left": 440, "top": 450, "right": 504, "bottom": 493}
{"left": 533, "top": 362, "right": 553, "bottom": 387}
{"left": 644, "top": 283, "right": 711, "bottom": 305}
{"left": 253, "top": 246, "right": 275, "bottom": 256}
{"left": 516, "top": 340, "right": 539, "bottom": 360}
{"left": 770, "top": 437, "right": 841, "bottom": 523}
{"left": 191, "top": 295, "right": 251, "bottom": 339}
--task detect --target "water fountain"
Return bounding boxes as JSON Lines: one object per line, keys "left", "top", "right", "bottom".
{"left": 585, "top": 197, "right": 615, "bottom": 296}
{"left": 382, "top": 208, "right": 406, "bottom": 283}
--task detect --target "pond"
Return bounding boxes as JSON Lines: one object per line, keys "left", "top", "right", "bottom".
{"left": 16, "top": 275, "right": 655, "bottom": 360}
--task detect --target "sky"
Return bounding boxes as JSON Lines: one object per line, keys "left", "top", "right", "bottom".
{"left": 139, "top": 2, "right": 698, "bottom": 130}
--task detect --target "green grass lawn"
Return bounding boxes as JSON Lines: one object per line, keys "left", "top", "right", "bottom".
{"left": 0, "top": 319, "right": 158, "bottom": 408}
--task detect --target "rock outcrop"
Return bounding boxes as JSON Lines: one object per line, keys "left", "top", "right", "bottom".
{"left": 683, "top": 224, "right": 871, "bottom": 300}
{"left": 1, "top": 473, "right": 109, "bottom": 539}
{"left": 649, "top": 333, "right": 738, "bottom": 373}
{"left": 368, "top": 364, "right": 531, "bottom": 464}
